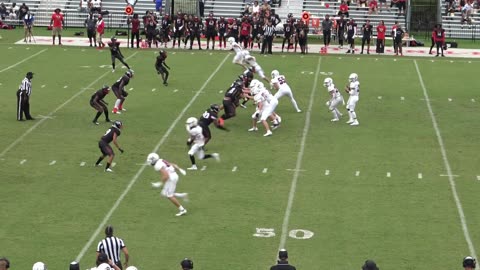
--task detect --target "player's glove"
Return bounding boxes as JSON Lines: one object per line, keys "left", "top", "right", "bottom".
{"left": 186, "top": 139, "right": 193, "bottom": 146}
{"left": 119, "top": 148, "right": 124, "bottom": 153}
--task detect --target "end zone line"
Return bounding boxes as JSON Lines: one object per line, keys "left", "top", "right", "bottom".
{"left": 414, "top": 60, "right": 478, "bottom": 262}
{"left": 276, "top": 56, "right": 322, "bottom": 257}
{"left": 0, "top": 52, "right": 139, "bottom": 158}
{"left": 74, "top": 53, "right": 231, "bottom": 263}
{"left": 0, "top": 48, "right": 47, "bottom": 73}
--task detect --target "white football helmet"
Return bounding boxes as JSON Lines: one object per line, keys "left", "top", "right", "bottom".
{"left": 227, "top": 37, "right": 235, "bottom": 45}
{"left": 186, "top": 117, "right": 198, "bottom": 128}
{"left": 33, "top": 262, "right": 47, "bottom": 270}
{"left": 147, "top": 153, "right": 160, "bottom": 166}
{"left": 250, "top": 79, "right": 260, "bottom": 90}
{"left": 348, "top": 73, "right": 358, "bottom": 82}
{"left": 271, "top": 70, "right": 280, "bottom": 79}
{"left": 324, "top": 77, "right": 333, "bottom": 87}
{"left": 126, "top": 267, "right": 138, "bottom": 270}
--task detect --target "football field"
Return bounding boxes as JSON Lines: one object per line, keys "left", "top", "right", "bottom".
{"left": 1, "top": 41, "right": 480, "bottom": 270}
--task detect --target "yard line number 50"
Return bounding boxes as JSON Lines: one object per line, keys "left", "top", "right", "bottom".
{"left": 253, "top": 228, "right": 314, "bottom": 240}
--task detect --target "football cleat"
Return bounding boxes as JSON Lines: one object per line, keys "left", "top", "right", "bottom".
{"left": 175, "top": 209, "right": 187, "bottom": 216}
{"left": 272, "top": 124, "right": 280, "bottom": 130}
{"left": 263, "top": 130, "right": 273, "bottom": 137}
{"left": 346, "top": 119, "right": 354, "bottom": 124}
{"left": 93, "top": 120, "right": 99, "bottom": 125}
{"left": 248, "top": 127, "right": 258, "bottom": 132}
{"left": 105, "top": 168, "right": 113, "bottom": 172}
{"left": 212, "top": 153, "right": 220, "bottom": 162}
{"left": 187, "top": 165, "right": 198, "bottom": 170}
{"left": 350, "top": 120, "right": 359, "bottom": 126}
{"left": 331, "top": 118, "right": 339, "bottom": 122}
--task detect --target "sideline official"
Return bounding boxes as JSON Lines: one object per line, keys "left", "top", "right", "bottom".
{"left": 96, "top": 225, "right": 129, "bottom": 269}
{"left": 270, "top": 249, "right": 296, "bottom": 270}
{"left": 16, "top": 71, "right": 34, "bottom": 121}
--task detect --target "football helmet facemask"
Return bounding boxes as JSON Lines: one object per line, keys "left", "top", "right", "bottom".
{"left": 147, "top": 153, "right": 160, "bottom": 166}
{"left": 349, "top": 73, "right": 358, "bottom": 82}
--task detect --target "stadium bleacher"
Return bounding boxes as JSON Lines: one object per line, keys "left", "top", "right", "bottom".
{"left": 441, "top": 2, "right": 480, "bottom": 39}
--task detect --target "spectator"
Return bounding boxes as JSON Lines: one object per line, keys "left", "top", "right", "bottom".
{"left": 338, "top": 1, "right": 349, "bottom": 17}
{"left": 393, "top": 23, "right": 404, "bottom": 56}
{"left": 428, "top": 24, "right": 436, "bottom": 54}
{"left": 270, "top": 249, "right": 296, "bottom": 270}
{"left": 252, "top": 0, "right": 260, "bottom": 15}
{"left": 360, "top": 19, "right": 372, "bottom": 54}
{"left": 0, "top": 257, "right": 10, "bottom": 270}
{"left": 378, "top": 0, "right": 389, "bottom": 12}
{"left": 23, "top": 10, "right": 34, "bottom": 42}
{"left": 8, "top": 3, "right": 18, "bottom": 19}
{"left": 96, "top": 225, "right": 130, "bottom": 270}
{"left": 433, "top": 23, "right": 445, "bottom": 57}
{"left": 180, "top": 258, "right": 193, "bottom": 270}
{"left": 362, "top": 260, "right": 379, "bottom": 270}
{"left": 336, "top": 14, "right": 346, "bottom": 48}
{"left": 79, "top": 0, "right": 91, "bottom": 12}
{"left": 128, "top": 13, "right": 141, "bottom": 48}
{"left": 261, "top": 1, "right": 271, "bottom": 16}
{"left": 357, "top": 0, "right": 367, "bottom": 9}
{"left": 397, "top": 0, "right": 406, "bottom": 15}
{"left": 368, "top": 0, "right": 378, "bottom": 14}
{"left": 96, "top": 14, "right": 105, "bottom": 47}
{"left": 199, "top": 0, "right": 204, "bottom": 17}
{"left": 50, "top": 8, "right": 64, "bottom": 45}
{"left": 376, "top": 20, "right": 386, "bottom": 53}
{"left": 85, "top": 12, "right": 97, "bottom": 46}
{"left": 0, "top": 3, "right": 7, "bottom": 20}
{"left": 18, "top": 2, "right": 28, "bottom": 20}
{"left": 461, "top": 1, "right": 473, "bottom": 28}
{"left": 91, "top": 0, "right": 102, "bottom": 13}
{"left": 463, "top": 256, "right": 476, "bottom": 270}
{"left": 155, "top": 0, "right": 162, "bottom": 14}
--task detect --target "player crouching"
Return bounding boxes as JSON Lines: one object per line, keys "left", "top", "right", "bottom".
{"left": 247, "top": 79, "right": 280, "bottom": 137}
{"left": 185, "top": 117, "right": 220, "bottom": 170}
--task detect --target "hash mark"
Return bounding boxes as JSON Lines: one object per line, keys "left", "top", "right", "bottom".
{"left": 201, "top": 165, "right": 206, "bottom": 171}
{"left": 325, "top": 169, "right": 330, "bottom": 176}
{"left": 387, "top": 172, "right": 391, "bottom": 177}
{"left": 232, "top": 166, "right": 237, "bottom": 172}
{"left": 128, "top": 88, "right": 133, "bottom": 91}
{"left": 41, "top": 85, "right": 46, "bottom": 88}
{"left": 418, "top": 173, "right": 423, "bottom": 179}
{"left": 471, "top": 99, "right": 476, "bottom": 102}
{"left": 401, "top": 96, "right": 405, "bottom": 101}
{"left": 63, "top": 85, "right": 68, "bottom": 89}
{"left": 80, "top": 162, "right": 86, "bottom": 166}
{"left": 173, "top": 89, "right": 178, "bottom": 93}
{"left": 355, "top": 171, "right": 360, "bottom": 176}
{"left": 377, "top": 96, "right": 382, "bottom": 100}
{"left": 152, "top": 88, "right": 156, "bottom": 92}
{"left": 20, "top": 159, "right": 27, "bottom": 165}
{"left": 448, "top": 98, "right": 452, "bottom": 102}
{"left": 262, "top": 168, "right": 268, "bottom": 173}
{"left": 477, "top": 176, "right": 480, "bottom": 181}
{"left": 49, "top": 160, "right": 56, "bottom": 165}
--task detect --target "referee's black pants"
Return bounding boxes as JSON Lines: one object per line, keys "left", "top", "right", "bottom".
{"left": 261, "top": 35, "right": 273, "bottom": 54}
{"left": 16, "top": 90, "right": 31, "bottom": 120}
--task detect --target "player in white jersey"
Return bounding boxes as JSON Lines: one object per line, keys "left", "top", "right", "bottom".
{"left": 243, "top": 54, "right": 269, "bottom": 83}
{"left": 248, "top": 80, "right": 280, "bottom": 136}
{"left": 323, "top": 77, "right": 344, "bottom": 122}
{"left": 229, "top": 37, "right": 247, "bottom": 68}
{"left": 345, "top": 73, "right": 360, "bottom": 126}
{"left": 147, "top": 152, "right": 189, "bottom": 217}
{"left": 185, "top": 117, "right": 220, "bottom": 170}
{"left": 96, "top": 253, "right": 121, "bottom": 270}
{"left": 270, "top": 70, "right": 302, "bottom": 113}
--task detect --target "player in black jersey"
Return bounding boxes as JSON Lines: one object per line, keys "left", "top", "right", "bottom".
{"left": 360, "top": 20, "right": 373, "bottom": 54}
{"left": 108, "top": 37, "right": 131, "bottom": 72}
{"left": 95, "top": 120, "right": 124, "bottom": 172}
{"left": 250, "top": 16, "right": 262, "bottom": 50}
{"left": 198, "top": 104, "right": 228, "bottom": 145}
{"left": 219, "top": 77, "right": 245, "bottom": 126}
{"left": 90, "top": 85, "right": 111, "bottom": 125}
{"left": 112, "top": 69, "right": 133, "bottom": 114}
{"left": 204, "top": 13, "right": 217, "bottom": 50}
{"left": 172, "top": 12, "right": 185, "bottom": 48}
{"left": 218, "top": 17, "right": 227, "bottom": 49}
{"left": 189, "top": 16, "right": 203, "bottom": 50}
{"left": 282, "top": 19, "right": 294, "bottom": 52}
{"left": 155, "top": 50, "right": 170, "bottom": 86}
{"left": 160, "top": 14, "right": 171, "bottom": 47}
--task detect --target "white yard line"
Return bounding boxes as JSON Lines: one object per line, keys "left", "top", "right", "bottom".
{"left": 0, "top": 52, "right": 139, "bottom": 158}
{"left": 74, "top": 53, "right": 230, "bottom": 263}
{"left": 414, "top": 60, "right": 478, "bottom": 262}
{"left": 0, "top": 48, "right": 47, "bottom": 73}
{"left": 276, "top": 57, "right": 322, "bottom": 255}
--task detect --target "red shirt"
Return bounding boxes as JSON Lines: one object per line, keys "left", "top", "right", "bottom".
{"left": 131, "top": 18, "right": 140, "bottom": 33}
{"left": 369, "top": 0, "right": 378, "bottom": 8}
{"left": 376, "top": 25, "right": 386, "bottom": 39}
{"left": 97, "top": 19, "right": 105, "bottom": 34}
{"left": 431, "top": 30, "right": 435, "bottom": 38}
{"left": 240, "top": 22, "right": 251, "bottom": 36}
{"left": 51, "top": 13, "right": 63, "bottom": 28}
{"left": 434, "top": 29, "right": 445, "bottom": 42}
{"left": 340, "top": 3, "right": 349, "bottom": 12}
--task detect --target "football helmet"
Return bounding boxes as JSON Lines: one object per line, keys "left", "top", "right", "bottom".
{"left": 271, "top": 70, "right": 280, "bottom": 79}
{"left": 180, "top": 258, "right": 194, "bottom": 269}
{"left": 32, "top": 262, "right": 47, "bottom": 270}
{"left": 463, "top": 256, "right": 476, "bottom": 268}
{"left": 324, "top": 77, "right": 333, "bottom": 87}
{"left": 348, "top": 73, "right": 358, "bottom": 82}
{"left": 113, "top": 120, "right": 123, "bottom": 129}
{"left": 210, "top": 104, "right": 220, "bottom": 113}
{"left": 126, "top": 69, "right": 134, "bottom": 78}
{"left": 111, "top": 36, "right": 117, "bottom": 42}
{"left": 249, "top": 79, "right": 260, "bottom": 90}
{"left": 147, "top": 153, "right": 160, "bottom": 166}
{"left": 227, "top": 37, "right": 235, "bottom": 45}
{"left": 125, "top": 267, "right": 138, "bottom": 270}
{"left": 186, "top": 117, "right": 198, "bottom": 128}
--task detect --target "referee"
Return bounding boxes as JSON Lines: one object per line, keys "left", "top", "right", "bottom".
{"left": 17, "top": 71, "right": 34, "bottom": 121}
{"left": 261, "top": 20, "right": 275, "bottom": 54}
{"left": 322, "top": 14, "right": 333, "bottom": 47}
{"left": 96, "top": 225, "right": 130, "bottom": 270}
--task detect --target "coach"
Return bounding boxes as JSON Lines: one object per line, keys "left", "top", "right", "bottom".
{"left": 96, "top": 225, "right": 130, "bottom": 270}
{"left": 16, "top": 71, "right": 34, "bottom": 121}
{"left": 270, "top": 249, "right": 296, "bottom": 270}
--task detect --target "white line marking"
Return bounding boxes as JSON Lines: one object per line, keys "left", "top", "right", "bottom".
{"left": 472, "top": 99, "right": 476, "bottom": 102}
{"left": 0, "top": 49, "right": 47, "bottom": 73}
{"left": 63, "top": 85, "right": 68, "bottom": 89}
{"left": 49, "top": 160, "right": 56, "bottom": 165}
{"left": 377, "top": 96, "right": 382, "bottom": 100}
{"left": 111, "top": 162, "right": 116, "bottom": 168}
{"left": 0, "top": 52, "right": 139, "bottom": 158}
{"left": 401, "top": 96, "right": 405, "bottom": 100}
{"left": 277, "top": 57, "right": 322, "bottom": 256}
{"left": 387, "top": 172, "right": 391, "bottom": 177}
{"left": 8, "top": 47, "right": 12, "bottom": 49}
{"left": 286, "top": 169, "right": 306, "bottom": 172}
{"left": 262, "top": 168, "right": 268, "bottom": 173}
{"left": 152, "top": 88, "right": 156, "bottom": 92}
{"left": 128, "top": 88, "right": 133, "bottom": 91}
{"left": 355, "top": 171, "right": 360, "bottom": 176}
{"left": 26, "top": 47, "right": 30, "bottom": 50}
{"left": 20, "top": 159, "right": 27, "bottom": 165}
{"left": 232, "top": 166, "right": 237, "bottom": 172}
{"left": 418, "top": 173, "right": 423, "bottom": 179}
{"left": 80, "top": 162, "right": 86, "bottom": 167}
{"left": 325, "top": 169, "right": 330, "bottom": 176}
{"left": 440, "top": 174, "right": 459, "bottom": 177}
{"left": 37, "top": 115, "right": 54, "bottom": 119}
{"left": 74, "top": 53, "right": 231, "bottom": 263}
{"left": 201, "top": 165, "right": 207, "bottom": 171}
{"left": 477, "top": 176, "right": 480, "bottom": 181}
{"left": 173, "top": 89, "right": 178, "bottom": 93}
{"left": 414, "top": 59, "right": 478, "bottom": 260}
{"left": 41, "top": 85, "right": 46, "bottom": 88}
{"left": 448, "top": 98, "right": 453, "bottom": 102}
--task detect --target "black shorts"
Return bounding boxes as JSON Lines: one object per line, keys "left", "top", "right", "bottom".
{"left": 99, "top": 140, "right": 113, "bottom": 156}
{"left": 347, "top": 35, "right": 355, "bottom": 43}
{"left": 174, "top": 29, "right": 183, "bottom": 38}
{"left": 112, "top": 86, "right": 127, "bottom": 99}
{"left": 239, "top": 34, "right": 250, "bottom": 43}
{"left": 362, "top": 36, "right": 371, "bottom": 43}
{"left": 199, "top": 122, "right": 211, "bottom": 140}
{"left": 87, "top": 29, "right": 96, "bottom": 38}
{"left": 222, "top": 99, "right": 236, "bottom": 118}
{"left": 155, "top": 64, "right": 167, "bottom": 74}
{"left": 205, "top": 30, "right": 217, "bottom": 38}
{"left": 219, "top": 31, "right": 226, "bottom": 37}
{"left": 90, "top": 99, "right": 107, "bottom": 111}
{"left": 111, "top": 54, "right": 123, "bottom": 63}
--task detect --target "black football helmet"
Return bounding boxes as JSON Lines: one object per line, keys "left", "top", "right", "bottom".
{"left": 180, "top": 258, "right": 193, "bottom": 269}
{"left": 464, "top": 257, "right": 476, "bottom": 268}
{"left": 125, "top": 69, "right": 134, "bottom": 77}
{"left": 210, "top": 104, "right": 220, "bottom": 113}
{"left": 113, "top": 121, "right": 123, "bottom": 129}
{"left": 111, "top": 36, "right": 117, "bottom": 42}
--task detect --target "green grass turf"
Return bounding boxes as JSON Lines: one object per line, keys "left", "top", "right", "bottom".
{"left": 1, "top": 29, "right": 480, "bottom": 270}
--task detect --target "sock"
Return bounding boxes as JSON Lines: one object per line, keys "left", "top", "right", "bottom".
{"left": 335, "top": 108, "right": 342, "bottom": 116}
{"left": 106, "top": 162, "right": 111, "bottom": 169}
{"left": 95, "top": 157, "right": 104, "bottom": 165}
{"left": 175, "top": 193, "right": 188, "bottom": 198}
{"left": 189, "top": 155, "right": 196, "bottom": 165}
{"left": 291, "top": 98, "right": 300, "bottom": 111}
{"left": 104, "top": 110, "right": 110, "bottom": 121}
{"left": 114, "top": 99, "right": 121, "bottom": 109}
{"left": 179, "top": 205, "right": 185, "bottom": 211}
{"left": 203, "top": 154, "right": 213, "bottom": 160}
{"left": 351, "top": 111, "right": 357, "bottom": 120}
{"left": 94, "top": 111, "right": 102, "bottom": 121}
{"left": 331, "top": 110, "right": 338, "bottom": 119}
{"left": 112, "top": 62, "right": 115, "bottom": 70}
{"left": 119, "top": 99, "right": 125, "bottom": 109}
{"left": 348, "top": 111, "right": 353, "bottom": 121}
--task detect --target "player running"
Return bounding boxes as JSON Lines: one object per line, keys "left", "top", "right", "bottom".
{"left": 247, "top": 79, "right": 280, "bottom": 137}
{"left": 94, "top": 120, "right": 124, "bottom": 172}
{"left": 111, "top": 69, "right": 134, "bottom": 114}
{"left": 323, "top": 77, "right": 344, "bottom": 122}
{"left": 155, "top": 50, "right": 170, "bottom": 86}
{"left": 345, "top": 73, "right": 360, "bottom": 126}
{"left": 243, "top": 53, "right": 269, "bottom": 84}
{"left": 229, "top": 36, "right": 247, "bottom": 68}
{"left": 108, "top": 36, "right": 131, "bottom": 72}
{"left": 198, "top": 104, "right": 228, "bottom": 145}
{"left": 270, "top": 70, "right": 301, "bottom": 113}
{"left": 185, "top": 117, "right": 220, "bottom": 170}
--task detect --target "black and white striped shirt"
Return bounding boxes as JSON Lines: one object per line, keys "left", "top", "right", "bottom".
{"left": 263, "top": 25, "right": 275, "bottom": 36}
{"left": 19, "top": 78, "right": 32, "bottom": 96}
{"left": 97, "top": 236, "right": 126, "bottom": 263}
